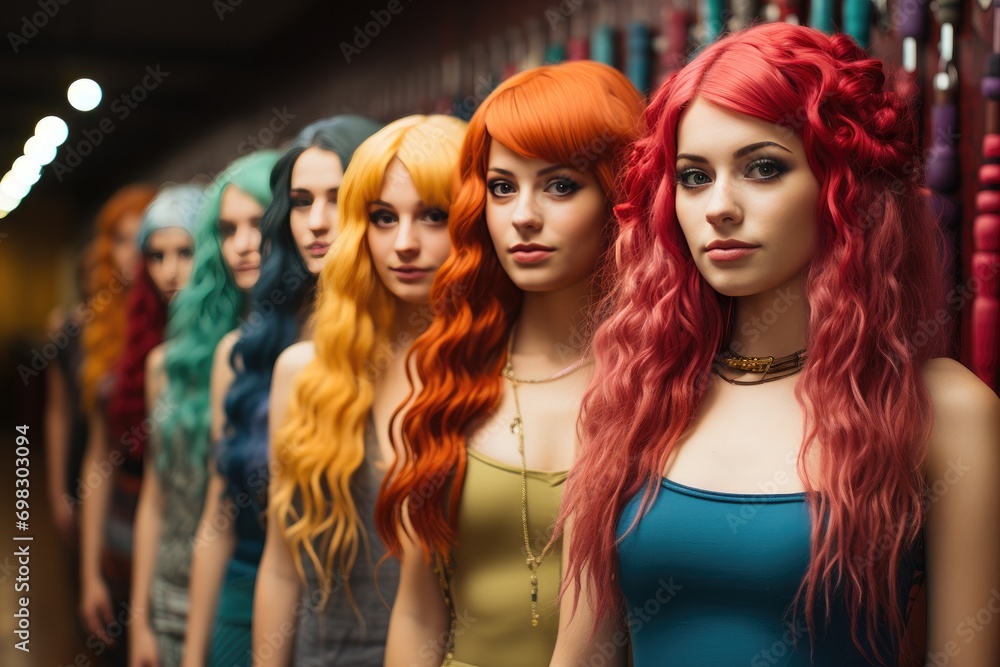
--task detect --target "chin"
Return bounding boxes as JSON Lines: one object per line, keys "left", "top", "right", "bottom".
{"left": 389, "top": 284, "right": 431, "bottom": 306}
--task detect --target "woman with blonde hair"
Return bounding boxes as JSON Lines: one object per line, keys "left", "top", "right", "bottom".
{"left": 253, "top": 114, "right": 467, "bottom": 666}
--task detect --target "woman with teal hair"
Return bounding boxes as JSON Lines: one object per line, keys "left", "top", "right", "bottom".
{"left": 181, "top": 115, "right": 381, "bottom": 667}
{"left": 129, "top": 149, "right": 279, "bottom": 667}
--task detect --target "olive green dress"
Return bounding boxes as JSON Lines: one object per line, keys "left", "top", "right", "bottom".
{"left": 444, "top": 448, "right": 568, "bottom": 667}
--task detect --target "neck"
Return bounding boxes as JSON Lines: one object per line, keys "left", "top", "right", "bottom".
{"left": 728, "top": 275, "right": 809, "bottom": 358}
{"left": 512, "top": 278, "right": 594, "bottom": 368}
{"left": 391, "top": 299, "right": 433, "bottom": 340}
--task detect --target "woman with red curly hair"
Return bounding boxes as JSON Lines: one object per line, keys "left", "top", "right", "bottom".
{"left": 551, "top": 22, "right": 1000, "bottom": 667}
{"left": 376, "top": 61, "right": 644, "bottom": 666}
{"left": 78, "top": 184, "right": 200, "bottom": 665}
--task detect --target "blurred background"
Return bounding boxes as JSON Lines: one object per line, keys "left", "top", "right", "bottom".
{"left": 0, "top": 0, "right": 997, "bottom": 665}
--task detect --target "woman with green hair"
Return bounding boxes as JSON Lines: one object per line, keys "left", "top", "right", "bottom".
{"left": 129, "top": 149, "right": 279, "bottom": 667}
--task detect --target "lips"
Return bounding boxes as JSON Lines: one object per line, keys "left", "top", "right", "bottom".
{"left": 307, "top": 243, "right": 330, "bottom": 257}
{"left": 390, "top": 266, "right": 431, "bottom": 282}
{"left": 509, "top": 243, "right": 555, "bottom": 265}
{"left": 705, "top": 239, "right": 759, "bottom": 262}
{"left": 235, "top": 264, "right": 259, "bottom": 272}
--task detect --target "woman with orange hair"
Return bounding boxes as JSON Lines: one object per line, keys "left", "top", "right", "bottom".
{"left": 253, "top": 114, "right": 466, "bottom": 666}
{"left": 375, "top": 62, "right": 644, "bottom": 667}
{"left": 75, "top": 183, "right": 155, "bottom": 659}
{"left": 78, "top": 184, "right": 157, "bottom": 417}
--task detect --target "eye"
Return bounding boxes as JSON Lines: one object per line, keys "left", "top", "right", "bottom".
{"left": 422, "top": 208, "right": 449, "bottom": 225}
{"left": 219, "top": 224, "right": 236, "bottom": 238}
{"left": 180, "top": 248, "right": 195, "bottom": 258}
{"left": 675, "top": 169, "right": 712, "bottom": 189}
{"left": 544, "top": 177, "right": 581, "bottom": 196}
{"left": 147, "top": 252, "right": 164, "bottom": 263}
{"left": 290, "top": 197, "right": 313, "bottom": 208}
{"left": 368, "top": 210, "right": 397, "bottom": 228}
{"left": 487, "top": 180, "right": 515, "bottom": 197}
{"left": 746, "top": 158, "right": 786, "bottom": 182}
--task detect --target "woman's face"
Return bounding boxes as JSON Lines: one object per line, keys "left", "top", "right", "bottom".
{"left": 288, "top": 147, "right": 344, "bottom": 275}
{"left": 218, "top": 185, "right": 263, "bottom": 292}
{"left": 485, "top": 141, "right": 606, "bottom": 294}
{"left": 674, "top": 97, "right": 820, "bottom": 298}
{"left": 144, "top": 227, "right": 195, "bottom": 302}
{"left": 366, "top": 158, "right": 452, "bottom": 305}
{"left": 111, "top": 211, "right": 143, "bottom": 281}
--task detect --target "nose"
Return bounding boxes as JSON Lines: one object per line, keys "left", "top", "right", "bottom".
{"left": 162, "top": 253, "right": 180, "bottom": 285}
{"left": 511, "top": 191, "right": 542, "bottom": 233}
{"left": 234, "top": 223, "right": 259, "bottom": 256}
{"left": 704, "top": 176, "right": 742, "bottom": 227}
{"left": 307, "top": 198, "right": 331, "bottom": 233}
{"left": 394, "top": 217, "right": 420, "bottom": 260}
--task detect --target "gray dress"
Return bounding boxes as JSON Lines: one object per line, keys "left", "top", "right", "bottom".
{"left": 148, "top": 425, "right": 208, "bottom": 667}
{"left": 292, "top": 415, "right": 399, "bottom": 666}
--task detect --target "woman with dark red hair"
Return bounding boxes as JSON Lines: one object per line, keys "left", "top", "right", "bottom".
{"left": 552, "top": 22, "right": 999, "bottom": 667}
{"left": 78, "top": 184, "right": 200, "bottom": 665}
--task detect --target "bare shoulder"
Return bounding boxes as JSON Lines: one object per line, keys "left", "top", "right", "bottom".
{"left": 269, "top": 341, "right": 315, "bottom": 440}
{"left": 921, "top": 357, "right": 1000, "bottom": 470}
{"left": 273, "top": 341, "right": 315, "bottom": 389}
{"left": 212, "top": 329, "right": 241, "bottom": 367}
{"left": 146, "top": 342, "right": 169, "bottom": 378}
{"left": 46, "top": 305, "right": 66, "bottom": 334}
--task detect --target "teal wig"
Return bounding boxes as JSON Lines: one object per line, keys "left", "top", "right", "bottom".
{"left": 157, "top": 149, "right": 280, "bottom": 470}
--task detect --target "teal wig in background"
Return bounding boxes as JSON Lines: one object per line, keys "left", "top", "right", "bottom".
{"left": 156, "top": 149, "right": 280, "bottom": 471}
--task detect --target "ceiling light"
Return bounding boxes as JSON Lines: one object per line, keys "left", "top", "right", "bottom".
{"left": 68, "top": 78, "right": 102, "bottom": 111}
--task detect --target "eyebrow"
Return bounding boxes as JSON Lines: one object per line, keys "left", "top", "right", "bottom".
{"left": 487, "top": 164, "right": 573, "bottom": 176}
{"left": 368, "top": 200, "right": 428, "bottom": 209}
{"left": 290, "top": 187, "right": 339, "bottom": 194}
{"left": 676, "top": 141, "right": 792, "bottom": 163}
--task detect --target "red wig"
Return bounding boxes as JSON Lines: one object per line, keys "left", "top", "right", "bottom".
{"left": 560, "top": 23, "right": 946, "bottom": 661}
{"left": 375, "top": 61, "right": 645, "bottom": 562}
{"left": 105, "top": 259, "right": 168, "bottom": 466}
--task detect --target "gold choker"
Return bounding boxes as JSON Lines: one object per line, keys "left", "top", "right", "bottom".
{"left": 713, "top": 348, "right": 807, "bottom": 385}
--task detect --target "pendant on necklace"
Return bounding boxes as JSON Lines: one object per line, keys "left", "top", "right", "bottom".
{"left": 510, "top": 414, "right": 523, "bottom": 436}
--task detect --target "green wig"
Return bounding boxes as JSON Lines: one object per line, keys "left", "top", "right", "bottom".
{"left": 157, "top": 149, "right": 280, "bottom": 470}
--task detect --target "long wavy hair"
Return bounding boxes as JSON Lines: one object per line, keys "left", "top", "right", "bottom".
{"left": 374, "top": 61, "right": 645, "bottom": 564}
{"left": 216, "top": 116, "right": 381, "bottom": 514}
{"left": 105, "top": 185, "right": 202, "bottom": 464}
{"left": 156, "top": 151, "right": 279, "bottom": 472}
{"left": 270, "top": 115, "right": 467, "bottom": 609}
{"left": 80, "top": 184, "right": 157, "bottom": 412}
{"left": 560, "top": 23, "right": 946, "bottom": 662}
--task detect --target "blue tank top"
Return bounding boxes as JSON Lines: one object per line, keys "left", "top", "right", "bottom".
{"left": 616, "top": 477, "right": 920, "bottom": 666}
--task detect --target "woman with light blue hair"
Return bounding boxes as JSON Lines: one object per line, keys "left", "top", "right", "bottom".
{"left": 79, "top": 183, "right": 200, "bottom": 667}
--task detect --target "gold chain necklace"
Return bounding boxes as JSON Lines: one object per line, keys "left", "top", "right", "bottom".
{"left": 436, "top": 335, "right": 591, "bottom": 663}
{"left": 501, "top": 332, "right": 590, "bottom": 628}
{"left": 713, "top": 348, "right": 808, "bottom": 385}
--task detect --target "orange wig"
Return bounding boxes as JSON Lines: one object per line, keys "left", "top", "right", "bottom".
{"left": 375, "top": 61, "right": 645, "bottom": 561}
{"left": 79, "top": 184, "right": 156, "bottom": 412}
